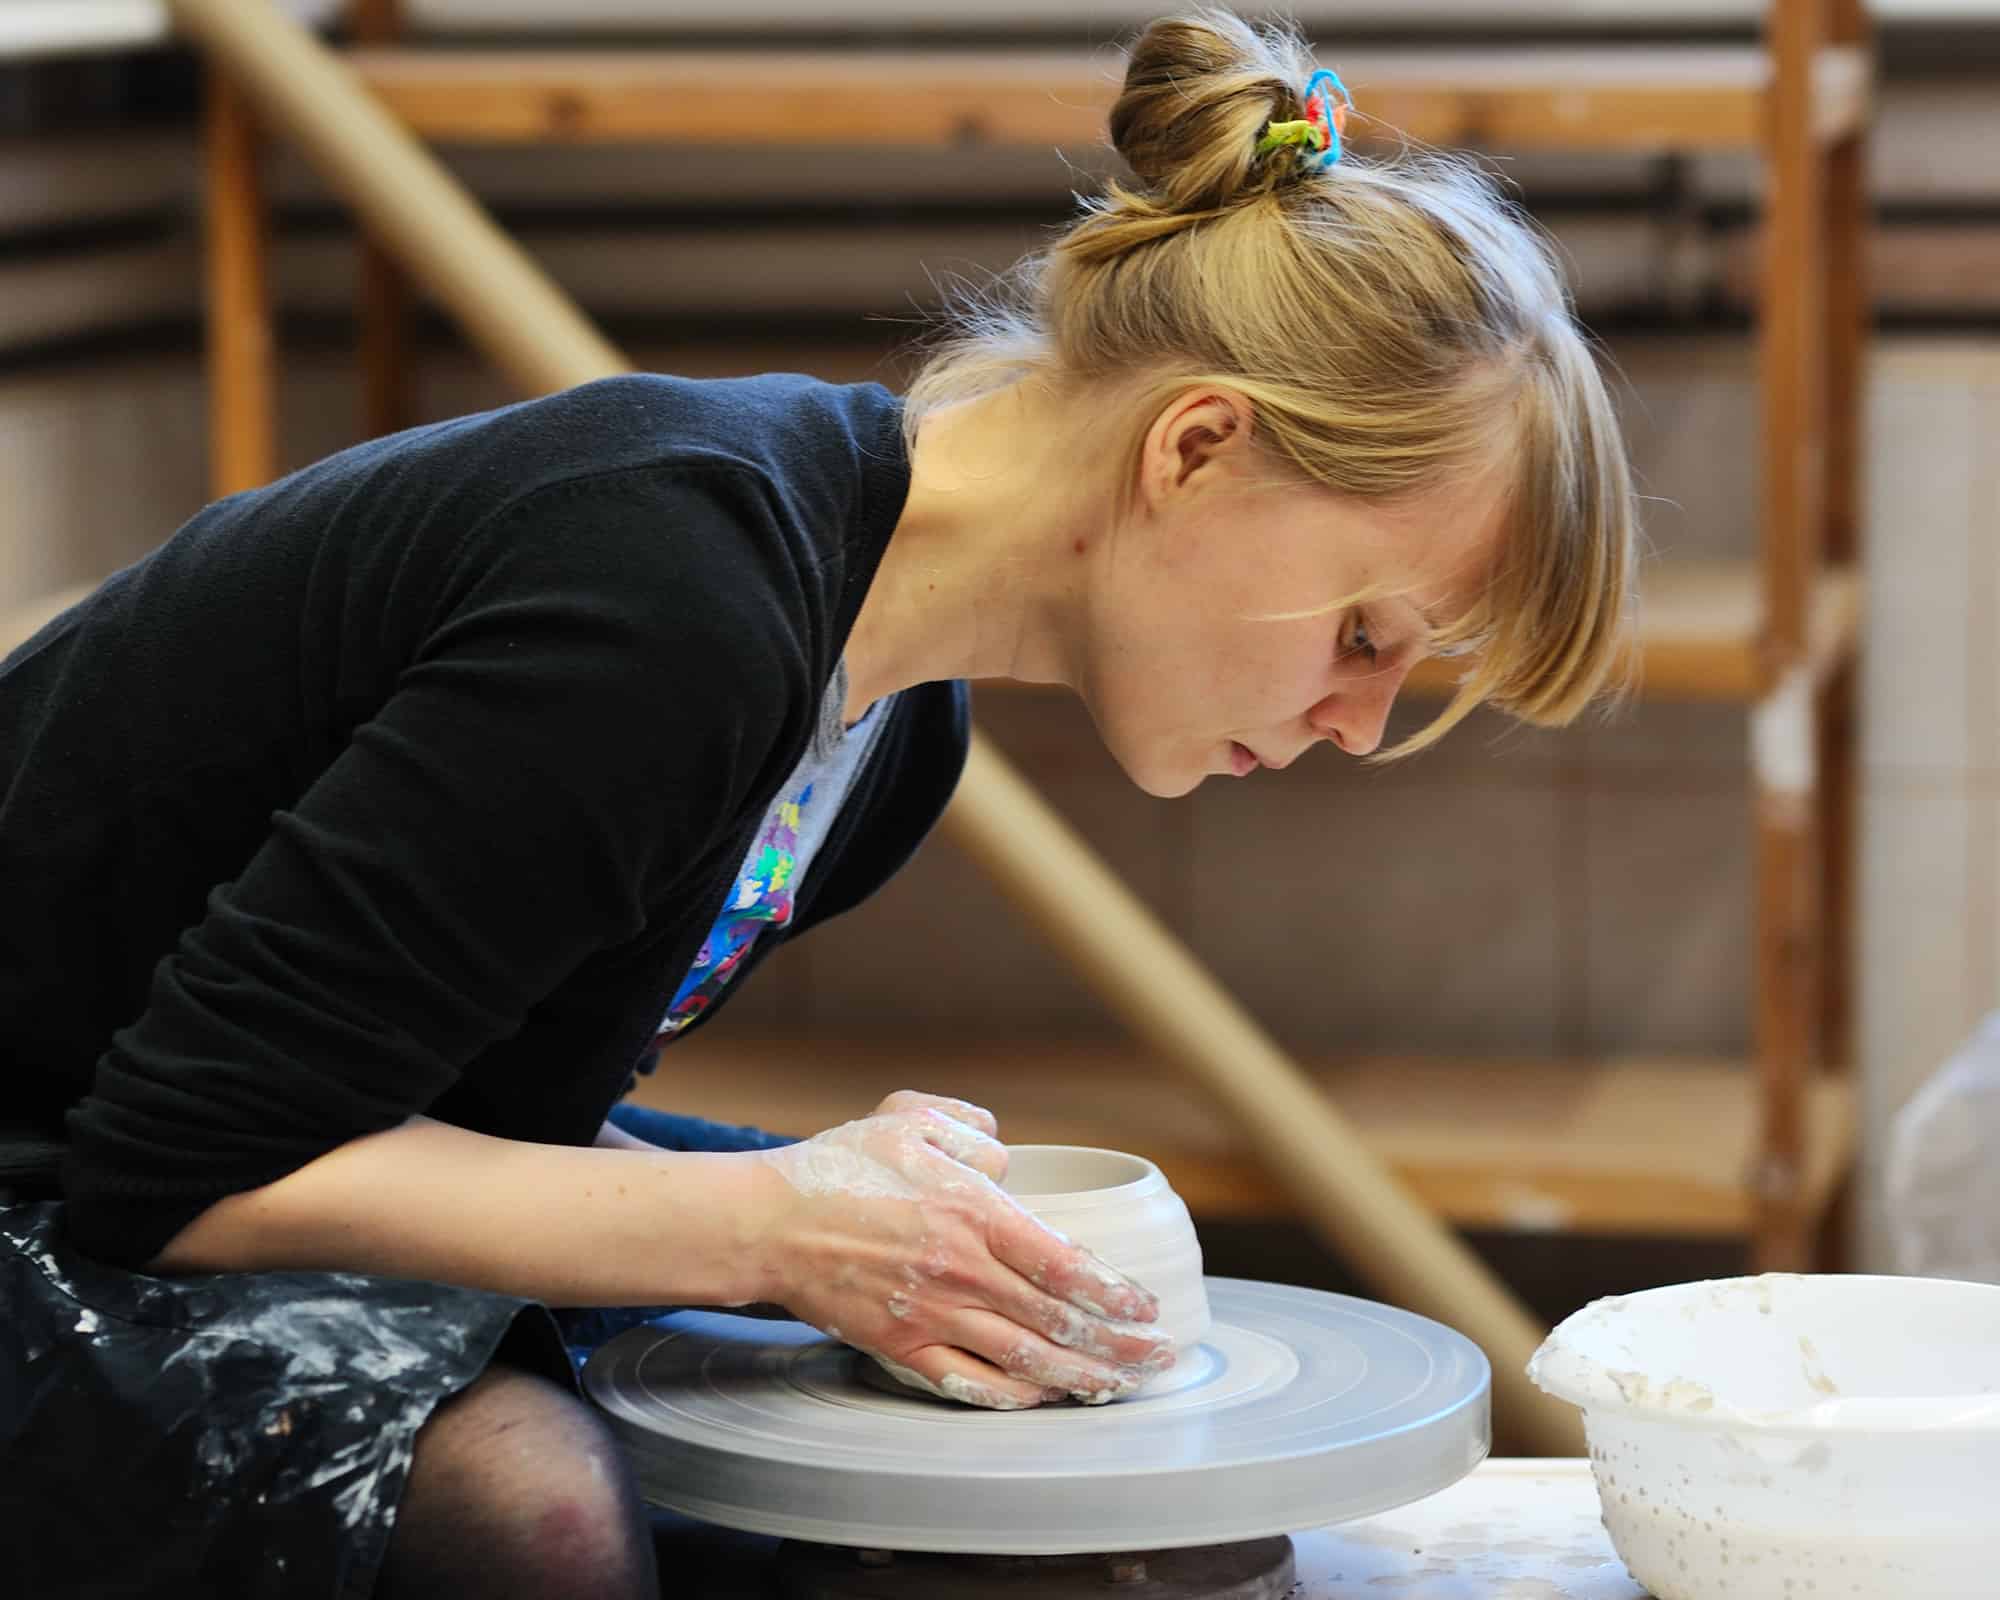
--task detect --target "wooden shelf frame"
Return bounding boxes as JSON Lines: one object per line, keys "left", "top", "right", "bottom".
{"left": 634, "top": 1037, "right": 1857, "bottom": 1244}
{"left": 983, "top": 560, "right": 1865, "bottom": 705}
{"left": 195, "top": 0, "right": 1872, "bottom": 1275}
{"left": 339, "top": 42, "right": 1871, "bottom": 155}
{"left": 209, "top": 23, "right": 1874, "bottom": 720}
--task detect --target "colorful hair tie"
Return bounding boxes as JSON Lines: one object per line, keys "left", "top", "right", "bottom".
{"left": 1256, "top": 66, "right": 1353, "bottom": 172}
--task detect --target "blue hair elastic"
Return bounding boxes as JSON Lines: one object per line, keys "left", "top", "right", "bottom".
{"left": 1301, "top": 67, "right": 1353, "bottom": 169}
{"left": 1255, "top": 66, "right": 1355, "bottom": 172}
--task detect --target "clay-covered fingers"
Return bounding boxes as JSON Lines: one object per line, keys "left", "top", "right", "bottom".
{"left": 992, "top": 1273, "right": 1177, "bottom": 1374}
{"left": 872, "top": 1345, "right": 1052, "bottom": 1412}
{"left": 898, "top": 1106, "right": 1009, "bottom": 1185}
{"left": 870, "top": 1089, "right": 1000, "bottom": 1142}
{"left": 943, "top": 1305, "right": 1171, "bottom": 1404}
{"left": 988, "top": 1203, "right": 1161, "bottom": 1326}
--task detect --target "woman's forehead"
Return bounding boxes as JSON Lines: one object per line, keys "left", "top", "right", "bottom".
{"left": 1331, "top": 472, "right": 1508, "bottom": 619}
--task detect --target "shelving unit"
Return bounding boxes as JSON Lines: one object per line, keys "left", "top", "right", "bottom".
{"left": 201, "top": 2, "right": 1871, "bottom": 1272}
{"left": 636, "top": 1037, "right": 1858, "bottom": 1241}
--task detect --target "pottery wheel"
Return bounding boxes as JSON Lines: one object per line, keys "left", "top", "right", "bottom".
{"left": 584, "top": 1277, "right": 1490, "bottom": 1555}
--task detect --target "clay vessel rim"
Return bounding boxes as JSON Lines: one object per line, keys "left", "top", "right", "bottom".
{"left": 1003, "top": 1143, "right": 1167, "bottom": 1205}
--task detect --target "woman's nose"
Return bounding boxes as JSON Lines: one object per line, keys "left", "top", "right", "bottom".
{"left": 1309, "top": 661, "right": 1411, "bottom": 757}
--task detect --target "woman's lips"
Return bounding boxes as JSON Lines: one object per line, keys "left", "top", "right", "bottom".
{"left": 1228, "top": 741, "right": 1258, "bottom": 777}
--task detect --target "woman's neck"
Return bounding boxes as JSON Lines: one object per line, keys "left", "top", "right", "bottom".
{"left": 841, "top": 380, "right": 1099, "bottom": 723}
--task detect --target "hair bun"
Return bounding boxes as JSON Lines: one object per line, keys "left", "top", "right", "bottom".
{"left": 1108, "top": 10, "right": 1319, "bottom": 213}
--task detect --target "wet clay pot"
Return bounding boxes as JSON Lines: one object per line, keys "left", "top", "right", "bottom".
{"left": 1004, "top": 1144, "right": 1212, "bottom": 1373}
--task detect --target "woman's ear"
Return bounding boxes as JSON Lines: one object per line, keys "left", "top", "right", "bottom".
{"left": 1136, "top": 388, "right": 1257, "bottom": 514}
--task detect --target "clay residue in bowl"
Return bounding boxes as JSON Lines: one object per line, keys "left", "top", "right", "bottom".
{"left": 1601, "top": 1369, "right": 1719, "bottom": 1414}
{"left": 1797, "top": 1335, "right": 1840, "bottom": 1397}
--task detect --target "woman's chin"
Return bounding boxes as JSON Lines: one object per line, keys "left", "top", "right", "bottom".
{"left": 1097, "top": 728, "right": 1213, "bottom": 799}
{"left": 1126, "top": 761, "right": 1203, "bottom": 800}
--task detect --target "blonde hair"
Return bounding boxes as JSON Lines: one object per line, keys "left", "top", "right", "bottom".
{"left": 901, "top": 7, "right": 1638, "bottom": 756}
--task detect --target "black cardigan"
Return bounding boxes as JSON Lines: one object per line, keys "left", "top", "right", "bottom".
{"left": 0, "top": 373, "right": 969, "bottom": 1267}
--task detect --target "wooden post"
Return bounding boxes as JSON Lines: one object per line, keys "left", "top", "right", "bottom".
{"left": 351, "top": 0, "right": 413, "bottom": 439}
{"left": 1817, "top": 0, "right": 1871, "bottom": 1142}
{"left": 1761, "top": 0, "right": 1827, "bottom": 667}
{"left": 162, "top": 0, "right": 1580, "bottom": 1454}
{"left": 1822, "top": 0, "right": 1870, "bottom": 574}
{"left": 203, "top": 69, "right": 277, "bottom": 495}
{"left": 1816, "top": 658, "right": 1857, "bottom": 1076}
{"left": 1749, "top": 0, "right": 1832, "bottom": 1273}
{"left": 1751, "top": 784, "right": 1820, "bottom": 1273}
{"left": 1827, "top": 0, "right": 1872, "bottom": 47}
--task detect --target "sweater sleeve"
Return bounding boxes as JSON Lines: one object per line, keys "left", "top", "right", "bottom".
{"left": 61, "top": 469, "right": 811, "bottom": 1266}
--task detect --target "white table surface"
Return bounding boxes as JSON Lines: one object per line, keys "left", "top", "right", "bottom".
{"left": 648, "top": 1458, "right": 1650, "bottom": 1597}
{"left": 1289, "top": 1458, "right": 1648, "bottom": 1597}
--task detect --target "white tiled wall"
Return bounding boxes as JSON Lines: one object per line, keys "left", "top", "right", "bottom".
{"left": 4, "top": 335, "right": 1998, "bottom": 1270}
{"left": 1851, "top": 357, "right": 2000, "bottom": 1267}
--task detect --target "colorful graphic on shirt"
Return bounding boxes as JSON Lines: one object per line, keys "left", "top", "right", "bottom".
{"left": 656, "top": 781, "right": 812, "bottom": 1038}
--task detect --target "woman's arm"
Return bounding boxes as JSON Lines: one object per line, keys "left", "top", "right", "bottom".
{"left": 149, "top": 1100, "right": 1177, "bottom": 1408}
{"left": 148, "top": 1115, "right": 778, "bottom": 1309}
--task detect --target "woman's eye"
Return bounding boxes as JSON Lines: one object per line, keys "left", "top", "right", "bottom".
{"left": 1345, "top": 619, "right": 1378, "bottom": 665}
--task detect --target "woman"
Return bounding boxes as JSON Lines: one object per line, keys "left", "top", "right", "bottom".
{"left": 0, "top": 9, "right": 1635, "bottom": 1598}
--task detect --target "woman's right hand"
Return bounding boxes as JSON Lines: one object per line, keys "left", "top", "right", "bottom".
{"left": 748, "top": 1103, "right": 1176, "bottom": 1409}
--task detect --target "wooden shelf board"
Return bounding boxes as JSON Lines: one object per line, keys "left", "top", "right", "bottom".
{"left": 968, "top": 561, "right": 1859, "bottom": 706}
{"left": 349, "top": 44, "right": 1868, "bottom": 154}
{"left": 1408, "top": 560, "right": 1863, "bottom": 703}
{"left": 633, "top": 1036, "right": 1856, "bottom": 1241}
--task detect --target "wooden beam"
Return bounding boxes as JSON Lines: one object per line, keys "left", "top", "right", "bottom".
{"left": 345, "top": 44, "right": 1870, "bottom": 155}
{"left": 202, "top": 69, "right": 276, "bottom": 495}
{"left": 175, "top": 0, "right": 625, "bottom": 401}
{"left": 352, "top": 0, "right": 413, "bottom": 441}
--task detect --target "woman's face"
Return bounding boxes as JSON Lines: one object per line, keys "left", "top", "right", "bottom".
{"left": 1077, "top": 401, "right": 1509, "bottom": 799}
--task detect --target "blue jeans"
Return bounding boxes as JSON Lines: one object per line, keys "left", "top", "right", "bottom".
{"left": 604, "top": 1100, "right": 798, "bottom": 1156}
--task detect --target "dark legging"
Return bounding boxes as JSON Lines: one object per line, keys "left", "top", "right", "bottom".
{"left": 376, "top": 1363, "right": 659, "bottom": 1600}
{"left": 379, "top": 1104, "right": 798, "bottom": 1599}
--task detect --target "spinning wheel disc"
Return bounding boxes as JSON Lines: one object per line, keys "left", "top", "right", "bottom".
{"left": 584, "top": 1278, "right": 1490, "bottom": 1554}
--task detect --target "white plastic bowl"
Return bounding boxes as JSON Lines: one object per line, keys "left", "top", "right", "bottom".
{"left": 1529, "top": 1274, "right": 2000, "bottom": 1599}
